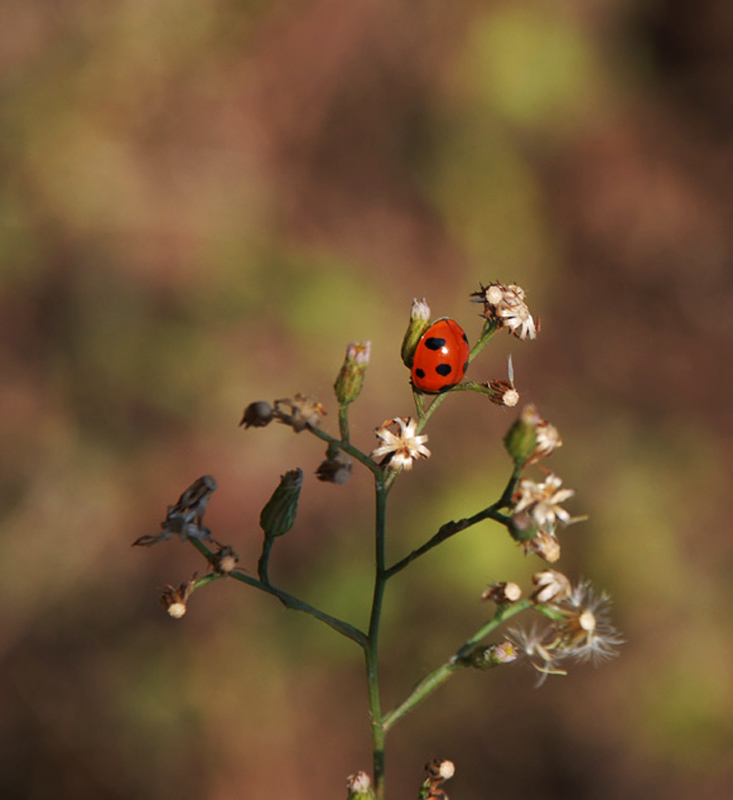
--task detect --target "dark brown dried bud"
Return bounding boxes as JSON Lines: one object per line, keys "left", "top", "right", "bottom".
{"left": 240, "top": 401, "right": 274, "bottom": 428}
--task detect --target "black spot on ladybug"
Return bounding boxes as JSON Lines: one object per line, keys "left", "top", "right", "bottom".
{"left": 435, "top": 363, "right": 453, "bottom": 377}
{"left": 424, "top": 336, "right": 447, "bottom": 351}
{"left": 462, "top": 332, "right": 469, "bottom": 344}
{"left": 463, "top": 360, "right": 469, "bottom": 372}
{"left": 415, "top": 368, "right": 426, "bottom": 379}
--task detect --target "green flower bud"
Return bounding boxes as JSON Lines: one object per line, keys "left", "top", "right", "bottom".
{"left": 346, "top": 771, "right": 376, "bottom": 800}
{"left": 259, "top": 469, "right": 303, "bottom": 539}
{"left": 507, "top": 511, "right": 538, "bottom": 543}
{"left": 503, "top": 404, "right": 540, "bottom": 467}
{"left": 400, "top": 297, "right": 431, "bottom": 368}
{"left": 334, "top": 341, "right": 371, "bottom": 406}
{"left": 465, "top": 641, "right": 518, "bottom": 669}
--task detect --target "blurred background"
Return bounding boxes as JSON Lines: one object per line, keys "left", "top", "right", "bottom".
{"left": 1, "top": 0, "right": 731, "bottom": 798}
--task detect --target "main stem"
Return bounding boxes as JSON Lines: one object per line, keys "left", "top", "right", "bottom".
{"left": 366, "top": 478, "right": 388, "bottom": 799}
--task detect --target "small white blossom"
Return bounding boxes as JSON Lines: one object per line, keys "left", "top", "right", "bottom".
{"left": 410, "top": 297, "right": 431, "bottom": 321}
{"left": 346, "top": 771, "right": 372, "bottom": 794}
{"left": 532, "top": 570, "right": 571, "bottom": 604}
{"left": 534, "top": 420, "right": 562, "bottom": 459}
{"left": 371, "top": 417, "right": 430, "bottom": 472}
{"left": 498, "top": 297, "right": 537, "bottom": 340}
{"left": 513, "top": 473, "right": 575, "bottom": 534}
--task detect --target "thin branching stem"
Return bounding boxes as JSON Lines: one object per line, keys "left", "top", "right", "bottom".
{"left": 382, "top": 600, "right": 532, "bottom": 733}
{"left": 180, "top": 315, "right": 524, "bottom": 800}
{"left": 384, "top": 464, "right": 521, "bottom": 580}
{"left": 306, "top": 424, "right": 381, "bottom": 477}
{"left": 188, "top": 539, "right": 368, "bottom": 648}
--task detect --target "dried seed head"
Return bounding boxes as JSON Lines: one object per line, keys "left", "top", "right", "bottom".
{"left": 471, "top": 281, "right": 537, "bottom": 339}
{"left": 482, "top": 581, "right": 522, "bottom": 604}
{"left": 273, "top": 394, "right": 326, "bottom": 432}
{"left": 160, "top": 577, "right": 196, "bottom": 619}
{"left": 211, "top": 545, "right": 239, "bottom": 575}
{"left": 526, "top": 530, "right": 562, "bottom": 563}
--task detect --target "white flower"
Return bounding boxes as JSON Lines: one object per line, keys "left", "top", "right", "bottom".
{"left": 513, "top": 473, "right": 575, "bottom": 534}
{"left": 532, "top": 570, "right": 571, "bottom": 604}
{"left": 498, "top": 296, "right": 537, "bottom": 340}
{"left": 371, "top": 417, "right": 430, "bottom": 472}
{"left": 534, "top": 420, "right": 562, "bottom": 460}
{"left": 410, "top": 297, "right": 431, "bottom": 321}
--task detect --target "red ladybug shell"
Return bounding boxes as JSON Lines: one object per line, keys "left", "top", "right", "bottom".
{"left": 411, "top": 319, "right": 470, "bottom": 394}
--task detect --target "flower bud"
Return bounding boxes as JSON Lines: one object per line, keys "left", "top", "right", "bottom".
{"left": 259, "top": 469, "right": 303, "bottom": 539}
{"left": 400, "top": 297, "right": 431, "bottom": 368}
{"left": 316, "top": 453, "right": 353, "bottom": 484}
{"left": 503, "top": 404, "right": 540, "bottom": 467}
{"left": 507, "top": 511, "right": 538, "bottom": 543}
{"left": 240, "top": 401, "right": 274, "bottom": 428}
{"left": 346, "top": 771, "right": 376, "bottom": 800}
{"left": 334, "top": 341, "right": 371, "bottom": 406}
{"left": 465, "top": 641, "right": 518, "bottom": 669}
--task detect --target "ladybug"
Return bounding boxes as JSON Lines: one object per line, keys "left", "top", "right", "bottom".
{"left": 411, "top": 318, "right": 470, "bottom": 394}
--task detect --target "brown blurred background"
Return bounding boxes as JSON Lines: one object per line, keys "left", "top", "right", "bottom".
{"left": 1, "top": 0, "right": 732, "bottom": 798}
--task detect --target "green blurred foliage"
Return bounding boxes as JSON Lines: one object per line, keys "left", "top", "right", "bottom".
{"left": 1, "top": 0, "right": 731, "bottom": 799}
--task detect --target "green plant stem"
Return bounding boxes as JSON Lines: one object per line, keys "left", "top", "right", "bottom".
{"left": 382, "top": 599, "right": 532, "bottom": 733}
{"left": 385, "top": 465, "right": 521, "bottom": 580}
{"left": 306, "top": 424, "right": 381, "bottom": 476}
{"left": 257, "top": 535, "right": 274, "bottom": 584}
{"left": 188, "top": 539, "right": 368, "bottom": 647}
{"left": 384, "top": 505, "right": 510, "bottom": 580}
{"left": 338, "top": 404, "right": 350, "bottom": 443}
{"left": 366, "top": 477, "right": 389, "bottom": 800}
